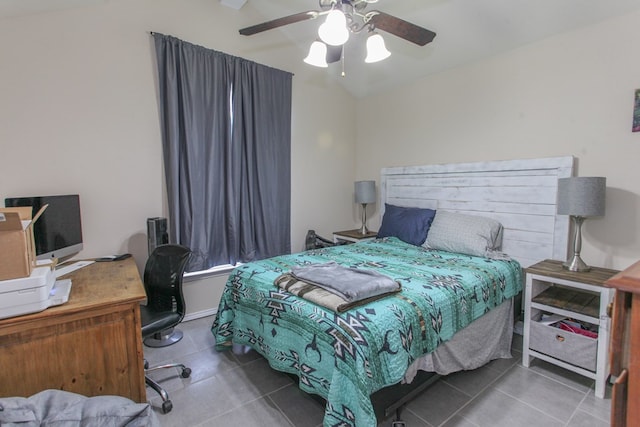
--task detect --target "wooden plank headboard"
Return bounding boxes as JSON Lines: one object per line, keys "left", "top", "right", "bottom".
{"left": 380, "top": 156, "right": 575, "bottom": 267}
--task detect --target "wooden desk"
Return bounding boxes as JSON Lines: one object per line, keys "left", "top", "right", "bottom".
{"left": 605, "top": 260, "right": 640, "bottom": 427}
{"left": 0, "top": 259, "right": 147, "bottom": 402}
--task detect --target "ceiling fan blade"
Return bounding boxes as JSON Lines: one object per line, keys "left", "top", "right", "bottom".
{"left": 369, "top": 11, "right": 436, "bottom": 46}
{"left": 239, "top": 11, "right": 318, "bottom": 36}
{"left": 326, "top": 45, "right": 342, "bottom": 63}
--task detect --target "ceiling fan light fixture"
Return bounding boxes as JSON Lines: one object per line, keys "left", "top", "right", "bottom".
{"left": 365, "top": 32, "right": 391, "bottom": 63}
{"left": 238, "top": 2, "right": 437, "bottom": 71}
{"left": 304, "top": 40, "right": 329, "bottom": 68}
{"left": 318, "top": 9, "right": 349, "bottom": 46}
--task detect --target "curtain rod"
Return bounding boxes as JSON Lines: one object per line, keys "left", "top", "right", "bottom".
{"left": 148, "top": 31, "right": 294, "bottom": 76}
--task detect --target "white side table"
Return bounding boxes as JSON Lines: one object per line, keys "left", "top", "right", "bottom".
{"left": 522, "top": 259, "right": 618, "bottom": 398}
{"left": 332, "top": 229, "right": 377, "bottom": 244}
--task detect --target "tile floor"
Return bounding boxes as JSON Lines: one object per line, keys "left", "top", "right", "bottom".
{"left": 143, "top": 316, "right": 612, "bottom": 427}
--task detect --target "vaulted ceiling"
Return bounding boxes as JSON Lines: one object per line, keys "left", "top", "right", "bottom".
{"left": 3, "top": 0, "right": 640, "bottom": 97}
{"left": 239, "top": 0, "right": 640, "bottom": 97}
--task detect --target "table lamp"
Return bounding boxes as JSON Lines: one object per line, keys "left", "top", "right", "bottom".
{"left": 355, "top": 180, "right": 376, "bottom": 235}
{"left": 557, "top": 177, "right": 606, "bottom": 272}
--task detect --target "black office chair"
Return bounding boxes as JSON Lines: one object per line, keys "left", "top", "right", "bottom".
{"left": 140, "top": 244, "right": 192, "bottom": 414}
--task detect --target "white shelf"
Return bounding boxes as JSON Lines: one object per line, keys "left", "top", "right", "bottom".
{"left": 522, "top": 260, "right": 617, "bottom": 399}
{"left": 529, "top": 302, "right": 600, "bottom": 325}
{"left": 332, "top": 229, "right": 377, "bottom": 244}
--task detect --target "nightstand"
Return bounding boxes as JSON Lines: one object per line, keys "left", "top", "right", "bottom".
{"left": 522, "top": 259, "right": 619, "bottom": 398}
{"left": 333, "top": 229, "right": 378, "bottom": 244}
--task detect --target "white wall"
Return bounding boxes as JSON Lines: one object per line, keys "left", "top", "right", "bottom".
{"left": 4, "top": 1, "right": 638, "bottom": 318}
{"left": 0, "top": 0, "right": 356, "bottom": 317}
{"left": 356, "top": 9, "right": 640, "bottom": 271}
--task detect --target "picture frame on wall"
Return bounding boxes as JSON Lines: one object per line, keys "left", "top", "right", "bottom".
{"left": 633, "top": 89, "right": 640, "bottom": 132}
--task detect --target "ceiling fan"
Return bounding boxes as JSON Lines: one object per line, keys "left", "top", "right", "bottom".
{"left": 239, "top": 0, "right": 436, "bottom": 68}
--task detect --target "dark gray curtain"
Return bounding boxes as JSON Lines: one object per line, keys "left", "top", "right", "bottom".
{"left": 153, "top": 33, "right": 292, "bottom": 271}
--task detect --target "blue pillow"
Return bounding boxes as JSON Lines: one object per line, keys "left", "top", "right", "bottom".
{"left": 377, "top": 204, "right": 436, "bottom": 246}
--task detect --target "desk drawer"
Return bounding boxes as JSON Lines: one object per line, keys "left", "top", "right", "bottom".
{"left": 530, "top": 320, "right": 597, "bottom": 371}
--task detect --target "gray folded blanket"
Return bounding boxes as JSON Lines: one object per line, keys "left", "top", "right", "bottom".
{"left": 0, "top": 389, "right": 159, "bottom": 427}
{"left": 275, "top": 275, "right": 400, "bottom": 313}
{"left": 290, "top": 262, "right": 401, "bottom": 302}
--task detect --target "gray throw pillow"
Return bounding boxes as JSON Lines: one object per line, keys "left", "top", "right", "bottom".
{"left": 425, "top": 211, "right": 504, "bottom": 257}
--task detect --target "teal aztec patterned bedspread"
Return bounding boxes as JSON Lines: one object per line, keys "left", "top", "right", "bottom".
{"left": 211, "top": 237, "right": 522, "bottom": 427}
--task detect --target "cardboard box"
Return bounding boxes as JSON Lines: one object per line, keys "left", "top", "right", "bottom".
{"left": 0, "top": 205, "right": 47, "bottom": 281}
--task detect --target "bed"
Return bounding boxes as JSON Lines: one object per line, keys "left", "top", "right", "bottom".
{"left": 211, "top": 156, "right": 574, "bottom": 427}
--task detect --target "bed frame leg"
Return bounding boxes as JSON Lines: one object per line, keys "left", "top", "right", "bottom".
{"left": 390, "top": 406, "right": 406, "bottom": 427}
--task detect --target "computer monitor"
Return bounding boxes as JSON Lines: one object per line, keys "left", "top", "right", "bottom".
{"left": 4, "top": 194, "right": 84, "bottom": 261}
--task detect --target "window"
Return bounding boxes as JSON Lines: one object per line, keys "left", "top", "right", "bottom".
{"left": 153, "top": 34, "right": 292, "bottom": 271}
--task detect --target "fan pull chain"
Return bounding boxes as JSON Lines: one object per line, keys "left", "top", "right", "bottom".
{"left": 341, "top": 45, "right": 346, "bottom": 77}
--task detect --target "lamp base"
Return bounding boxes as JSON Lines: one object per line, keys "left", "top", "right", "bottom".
{"left": 563, "top": 254, "right": 591, "bottom": 272}
{"left": 359, "top": 203, "right": 369, "bottom": 235}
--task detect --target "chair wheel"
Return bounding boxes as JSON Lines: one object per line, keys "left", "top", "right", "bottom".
{"left": 161, "top": 400, "right": 173, "bottom": 414}
{"left": 181, "top": 367, "right": 191, "bottom": 378}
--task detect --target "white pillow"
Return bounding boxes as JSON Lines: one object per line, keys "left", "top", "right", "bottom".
{"left": 425, "top": 211, "right": 503, "bottom": 257}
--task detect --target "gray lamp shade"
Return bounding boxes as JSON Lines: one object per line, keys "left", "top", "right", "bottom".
{"left": 355, "top": 180, "right": 376, "bottom": 204}
{"left": 557, "top": 177, "right": 606, "bottom": 217}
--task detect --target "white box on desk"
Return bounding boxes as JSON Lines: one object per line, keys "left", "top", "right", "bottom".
{"left": 0, "top": 265, "right": 56, "bottom": 319}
